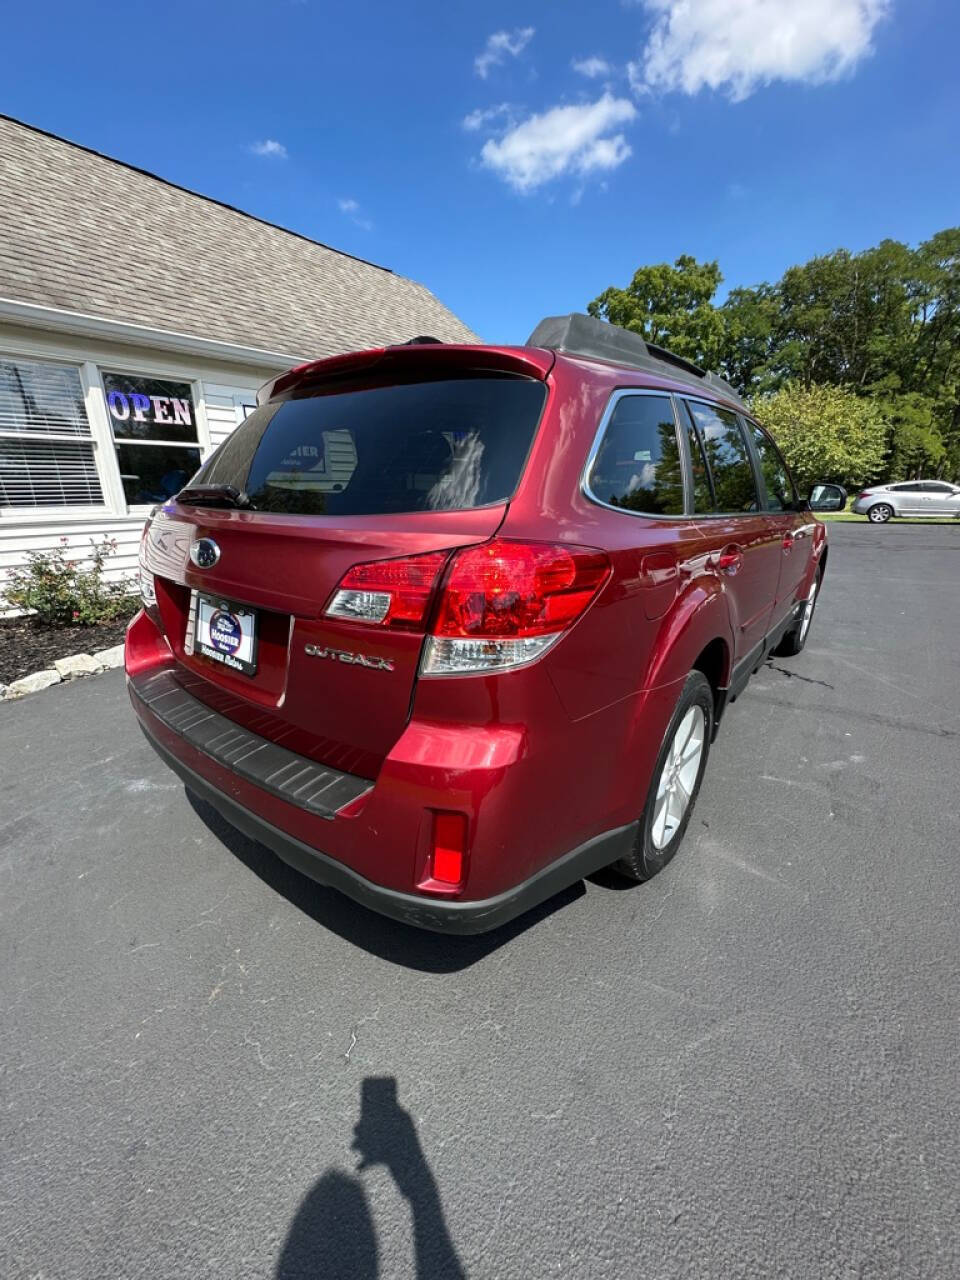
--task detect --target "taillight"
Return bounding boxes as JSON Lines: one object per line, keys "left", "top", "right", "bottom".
{"left": 422, "top": 539, "right": 610, "bottom": 676}
{"left": 138, "top": 516, "right": 157, "bottom": 608}
{"left": 325, "top": 551, "right": 448, "bottom": 629}
{"left": 857, "top": 491, "right": 871, "bottom": 500}
{"left": 326, "top": 539, "right": 610, "bottom": 676}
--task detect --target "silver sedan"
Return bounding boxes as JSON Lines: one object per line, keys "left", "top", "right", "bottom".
{"left": 852, "top": 481, "right": 960, "bottom": 522}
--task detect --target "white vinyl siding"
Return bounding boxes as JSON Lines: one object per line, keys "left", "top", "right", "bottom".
{"left": 203, "top": 383, "right": 258, "bottom": 451}
{"left": 0, "top": 351, "right": 264, "bottom": 610}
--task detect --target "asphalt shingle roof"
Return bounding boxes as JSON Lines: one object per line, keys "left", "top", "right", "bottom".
{"left": 0, "top": 116, "right": 480, "bottom": 359}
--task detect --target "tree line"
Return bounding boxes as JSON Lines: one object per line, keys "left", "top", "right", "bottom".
{"left": 587, "top": 230, "right": 960, "bottom": 489}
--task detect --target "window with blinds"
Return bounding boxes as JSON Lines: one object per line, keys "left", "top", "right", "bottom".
{"left": 0, "top": 358, "right": 104, "bottom": 508}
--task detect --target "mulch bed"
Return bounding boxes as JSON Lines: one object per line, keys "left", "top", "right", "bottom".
{"left": 0, "top": 608, "right": 138, "bottom": 686}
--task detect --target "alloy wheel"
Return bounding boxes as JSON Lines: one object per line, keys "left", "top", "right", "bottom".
{"left": 651, "top": 706, "right": 706, "bottom": 850}
{"left": 798, "top": 577, "right": 818, "bottom": 645}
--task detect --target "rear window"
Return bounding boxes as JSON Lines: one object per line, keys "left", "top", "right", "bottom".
{"left": 193, "top": 377, "right": 546, "bottom": 516}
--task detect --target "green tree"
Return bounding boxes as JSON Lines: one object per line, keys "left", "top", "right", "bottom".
{"left": 875, "top": 391, "right": 945, "bottom": 480}
{"left": 718, "top": 284, "right": 778, "bottom": 393}
{"left": 588, "top": 255, "right": 726, "bottom": 368}
{"left": 586, "top": 228, "right": 960, "bottom": 480}
{"left": 752, "top": 383, "right": 888, "bottom": 491}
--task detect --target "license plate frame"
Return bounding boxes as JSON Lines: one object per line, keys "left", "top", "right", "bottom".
{"left": 193, "top": 593, "right": 259, "bottom": 677}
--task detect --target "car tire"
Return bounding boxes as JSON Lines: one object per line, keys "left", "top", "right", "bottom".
{"left": 774, "top": 566, "right": 822, "bottom": 657}
{"left": 868, "top": 503, "right": 894, "bottom": 523}
{"left": 614, "top": 670, "right": 714, "bottom": 883}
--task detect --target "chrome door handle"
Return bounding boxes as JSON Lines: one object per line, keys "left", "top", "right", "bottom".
{"left": 709, "top": 545, "right": 743, "bottom": 575}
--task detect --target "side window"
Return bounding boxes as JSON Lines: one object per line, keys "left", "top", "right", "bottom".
{"left": 747, "top": 421, "right": 797, "bottom": 512}
{"left": 686, "top": 401, "right": 760, "bottom": 514}
{"left": 679, "top": 405, "right": 715, "bottom": 514}
{"left": 921, "top": 482, "right": 953, "bottom": 493}
{"left": 891, "top": 482, "right": 922, "bottom": 492}
{"left": 587, "top": 394, "right": 685, "bottom": 515}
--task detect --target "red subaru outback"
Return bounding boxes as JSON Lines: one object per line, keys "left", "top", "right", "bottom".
{"left": 127, "top": 314, "right": 836, "bottom": 932}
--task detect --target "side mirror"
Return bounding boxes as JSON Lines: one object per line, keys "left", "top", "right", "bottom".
{"left": 807, "top": 483, "right": 847, "bottom": 513}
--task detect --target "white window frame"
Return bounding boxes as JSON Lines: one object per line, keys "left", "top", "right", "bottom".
{"left": 97, "top": 361, "right": 211, "bottom": 517}
{"left": 0, "top": 352, "right": 113, "bottom": 520}
{"left": 0, "top": 332, "right": 266, "bottom": 523}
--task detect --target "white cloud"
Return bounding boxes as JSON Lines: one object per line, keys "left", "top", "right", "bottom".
{"left": 475, "top": 27, "right": 535, "bottom": 79}
{"left": 462, "top": 103, "right": 516, "bottom": 132}
{"left": 338, "top": 197, "right": 372, "bottom": 231}
{"left": 479, "top": 92, "right": 636, "bottom": 192}
{"left": 632, "top": 0, "right": 890, "bottom": 102}
{"left": 572, "top": 56, "right": 612, "bottom": 78}
{"left": 249, "top": 139, "right": 288, "bottom": 159}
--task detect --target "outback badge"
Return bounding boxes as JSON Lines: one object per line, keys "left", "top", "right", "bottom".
{"left": 304, "top": 644, "right": 394, "bottom": 672}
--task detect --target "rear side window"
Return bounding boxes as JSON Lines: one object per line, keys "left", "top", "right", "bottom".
{"left": 682, "top": 413, "right": 715, "bottom": 514}
{"left": 586, "top": 394, "right": 684, "bottom": 515}
{"left": 195, "top": 377, "right": 546, "bottom": 515}
{"left": 747, "top": 421, "right": 797, "bottom": 511}
{"left": 686, "top": 401, "right": 760, "bottom": 514}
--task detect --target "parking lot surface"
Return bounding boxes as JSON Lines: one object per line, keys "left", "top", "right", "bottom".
{"left": 2, "top": 522, "right": 959, "bottom": 1279}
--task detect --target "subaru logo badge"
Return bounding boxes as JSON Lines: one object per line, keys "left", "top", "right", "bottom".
{"left": 190, "top": 537, "right": 220, "bottom": 569}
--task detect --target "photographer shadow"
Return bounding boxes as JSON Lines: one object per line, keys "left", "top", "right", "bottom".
{"left": 276, "top": 1077, "right": 465, "bottom": 1280}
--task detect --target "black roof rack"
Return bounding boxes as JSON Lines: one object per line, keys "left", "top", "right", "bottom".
{"left": 526, "top": 313, "right": 747, "bottom": 410}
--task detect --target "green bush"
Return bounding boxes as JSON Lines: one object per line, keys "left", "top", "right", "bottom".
{"left": 752, "top": 382, "right": 889, "bottom": 491}
{"left": 4, "top": 536, "right": 137, "bottom": 628}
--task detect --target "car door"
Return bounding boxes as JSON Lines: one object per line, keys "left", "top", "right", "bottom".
{"left": 680, "top": 398, "right": 782, "bottom": 666}
{"left": 890, "top": 482, "right": 924, "bottom": 514}
{"left": 743, "top": 418, "right": 811, "bottom": 625}
{"left": 919, "top": 481, "right": 959, "bottom": 514}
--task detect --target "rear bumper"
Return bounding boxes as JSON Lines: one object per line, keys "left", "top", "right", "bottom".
{"left": 137, "top": 712, "right": 636, "bottom": 934}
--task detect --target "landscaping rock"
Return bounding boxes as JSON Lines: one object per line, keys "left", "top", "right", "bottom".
{"left": 0, "top": 683, "right": 6, "bottom": 700}
{"left": 7, "top": 669, "right": 61, "bottom": 698}
{"left": 93, "top": 644, "right": 125, "bottom": 670}
{"left": 54, "top": 653, "right": 103, "bottom": 680}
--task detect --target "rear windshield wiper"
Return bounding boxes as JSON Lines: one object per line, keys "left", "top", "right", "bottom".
{"left": 176, "top": 484, "right": 254, "bottom": 509}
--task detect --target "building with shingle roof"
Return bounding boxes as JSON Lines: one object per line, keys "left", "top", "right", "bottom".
{"left": 0, "top": 114, "right": 479, "bottom": 603}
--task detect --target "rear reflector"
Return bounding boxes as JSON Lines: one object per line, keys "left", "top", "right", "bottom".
{"left": 325, "top": 551, "right": 448, "bottom": 629}
{"left": 431, "top": 812, "right": 467, "bottom": 886}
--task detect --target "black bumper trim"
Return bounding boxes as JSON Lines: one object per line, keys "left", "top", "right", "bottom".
{"left": 129, "top": 669, "right": 370, "bottom": 818}
{"left": 138, "top": 720, "right": 638, "bottom": 935}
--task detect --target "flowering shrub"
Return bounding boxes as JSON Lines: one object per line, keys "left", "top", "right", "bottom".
{"left": 4, "top": 537, "right": 136, "bottom": 627}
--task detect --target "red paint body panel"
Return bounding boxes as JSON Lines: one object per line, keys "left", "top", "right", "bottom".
{"left": 128, "top": 338, "right": 825, "bottom": 929}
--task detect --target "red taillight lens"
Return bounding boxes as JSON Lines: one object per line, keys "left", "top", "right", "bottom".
{"left": 857, "top": 491, "right": 871, "bottom": 500}
{"left": 327, "top": 539, "right": 611, "bottom": 676}
{"left": 326, "top": 551, "right": 448, "bottom": 630}
{"left": 432, "top": 540, "right": 610, "bottom": 638}
{"left": 422, "top": 539, "right": 610, "bottom": 676}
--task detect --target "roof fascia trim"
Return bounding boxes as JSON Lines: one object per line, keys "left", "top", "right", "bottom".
{"left": 0, "top": 297, "right": 305, "bottom": 369}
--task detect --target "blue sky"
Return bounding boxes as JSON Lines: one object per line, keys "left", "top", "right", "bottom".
{"left": 4, "top": 1, "right": 959, "bottom": 344}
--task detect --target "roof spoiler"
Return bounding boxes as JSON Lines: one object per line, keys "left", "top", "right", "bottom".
{"left": 257, "top": 342, "right": 554, "bottom": 406}
{"left": 526, "top": 313, "right": 747, "bottom": 410}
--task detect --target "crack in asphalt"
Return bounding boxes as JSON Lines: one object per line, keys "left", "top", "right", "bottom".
{"left": 746, "top": 693, "right": 959, "bottom": 739}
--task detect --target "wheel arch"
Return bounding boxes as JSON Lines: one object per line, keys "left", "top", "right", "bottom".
{"left": 642, "top": 581, "right": 735, "bottom": 695}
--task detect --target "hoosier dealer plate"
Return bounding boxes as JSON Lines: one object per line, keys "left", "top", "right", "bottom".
{"left": 194, "top": 594, "right": 258, "bottom": 676}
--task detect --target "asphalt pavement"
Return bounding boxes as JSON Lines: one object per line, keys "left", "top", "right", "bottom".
{"left": 2, "top": 521, "right": 958, "bottom": 1279}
